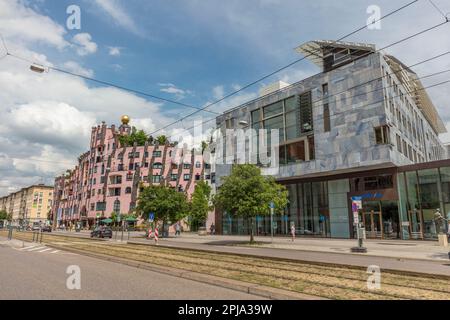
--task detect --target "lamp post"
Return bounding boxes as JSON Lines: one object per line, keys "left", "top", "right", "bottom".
{"left": 351, "top": 197, "right": 367, "bottom": 253}
{"left": 270, "top": 202, "right": 274, "bottom": 244}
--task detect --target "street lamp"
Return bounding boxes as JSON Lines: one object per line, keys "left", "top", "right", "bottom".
{"left": 30, "top": 64, "right": 46, "bottom": 73}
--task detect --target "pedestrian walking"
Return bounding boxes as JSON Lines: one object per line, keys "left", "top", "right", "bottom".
{"left": 210, "top": 223, "right": 216, "bottom": 235}
{"left": 291, "top": 224, "right": 296, "bottom": 242}
{"left": 175, "top": 222, "right": 181, "bottom": 237}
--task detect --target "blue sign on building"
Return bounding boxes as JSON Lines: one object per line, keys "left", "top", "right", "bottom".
{"left": 351, "top": 193, "right": 383, "bottom": 201}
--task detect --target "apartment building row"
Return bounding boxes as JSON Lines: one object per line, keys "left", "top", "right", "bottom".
{"left": 51, "top": 117, "right": 212, "bottom": 228}
{"left": 0, "top": 185, "right": 53, "bottom": 226}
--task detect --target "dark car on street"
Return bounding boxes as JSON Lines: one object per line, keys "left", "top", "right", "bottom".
{"left": 41, "top": 226, "right": 52, "bottom": 232}
{"left": 91, "top": 226, "right": 113, "bottom": 239}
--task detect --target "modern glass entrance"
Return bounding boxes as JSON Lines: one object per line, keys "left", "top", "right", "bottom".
{"left": 359, "top": 201, "right": 400, "bottom": 239}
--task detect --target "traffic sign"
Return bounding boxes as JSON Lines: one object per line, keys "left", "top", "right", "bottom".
{"left": 149, "top": 212, "right": 155, "bottom": 222}
{"left": 269, "top": 202, "right": 275, "bottom": 209}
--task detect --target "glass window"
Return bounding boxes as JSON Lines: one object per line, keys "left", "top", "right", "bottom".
{"left": 263, "top": 115, "right": 285, "bottom": 142}
{"left": 286, "top": 141, "right": 306, "bottom": 163}
{"left": 285, "top": 97, "right": 297, "bottom": 112}
{"left": 153, "top": 163, "right": 163, "bottom": 169}
{"left": 251, "top": 109, "right": 261, "bottom": 124}
{"left": 300, "top": 91, "right": 313, "bottom": 133}
{"left": 285, "top": 111, "right": 300, "bottom": 141}
{"left": 440, "top": 167, "right": 450, "bottom": 204}
{"left": 323, "top": 104, "right": 330, "bottom": 132}
{"left": 418, "top": 169, "right": 440, "bottom": 238}
{"left": 263, "top": 101, "right": 283, "bottom": 118}
{"left": 418, "top": 169, "right": 440, "bottom": 210}
{"left": 113, "top": 200, "right": 120, "bottom": 214}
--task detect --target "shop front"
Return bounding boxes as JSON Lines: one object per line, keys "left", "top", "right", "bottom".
{"left": 348, "top": 171, "right": 401, "bottom": 239}
{"left": 218, "top": 160, "right": 450, "bottom": 241}
{"left": 397, "top": 162, "right": 450, "bottom": 240}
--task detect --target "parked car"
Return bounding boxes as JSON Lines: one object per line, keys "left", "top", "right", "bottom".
{"left": 41, "top": 226, "right": 52, "bottom": 232}
{"left": 27, "top": 224, "right": 40, "bottom": 231}
{"left": 91, "top": 226, "right": 113, "bottom": 239}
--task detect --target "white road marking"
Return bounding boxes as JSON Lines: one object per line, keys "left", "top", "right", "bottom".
{"left": 26, "top": 246, "right": 46, "bottom": 252}
{"left": 50, "top": 250, "right": 60, "bottom": 254}
{"left": 38, "top": 248, "right": 52, "bottom": 253}
{"left": 20, "top": 246, "right": 37, "bottom": 251}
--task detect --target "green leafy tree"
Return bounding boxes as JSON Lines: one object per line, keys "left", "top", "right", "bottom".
{"left": 136, "top": 185, "right": 189, "bottom": 237}
{"left": 189, "top": 181, "right": 212, "bottom": 228}
{"left": 0, "top": 210, "right": 7, "bottom": 220}
{"left": 156, "top": 135, "right": 169, "bottom": 145}
{"left": 119, "top": 127, "right": 148, "bottom": 147}
{"left": 201, "top": 141, "right": 208, "bottom": 153}
{"left": 214, "top": 164, "right": 288, "bottom": 243}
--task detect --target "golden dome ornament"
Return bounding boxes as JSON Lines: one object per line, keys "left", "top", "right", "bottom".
{"left": 121, "top": 115, "right": 130, "bottom": 125}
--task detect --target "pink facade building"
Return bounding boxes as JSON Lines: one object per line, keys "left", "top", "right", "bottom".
{"left": 52, "top": 117, "right": 210, "bottom": 228}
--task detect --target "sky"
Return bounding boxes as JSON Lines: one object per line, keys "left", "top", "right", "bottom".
{"left": 0, "top": 0, "right": 450, "bottom": 196}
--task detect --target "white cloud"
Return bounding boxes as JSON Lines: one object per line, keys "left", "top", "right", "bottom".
{"left": 63, "top": 61, "right": 94, "bottom": 77}
{"left": 0, "top": 1, "right": 172, "bottom": 196}
{"left": 5, "top": 101, "right": 96, "bottom": 151}
{"left": 93, "top": 0, "right": 142, "bottom": 36}
{"left": 159, "top": 83, "right": 192, "bottom": 100}
{"left": 108, "top": 46, "right": 121, "bottom": 56}
{"left": 0, "top": 0, "right": 68, "bottom": 49}
{"left": 72, "top": 33, "right": 98, "bottom": 56}
{"left": 212, "top": 85, "right": 225, "bottom": 100}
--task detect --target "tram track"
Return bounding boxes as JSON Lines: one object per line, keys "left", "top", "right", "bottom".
{"left": 2, "top": 231, "right": 449, "bottom": 300}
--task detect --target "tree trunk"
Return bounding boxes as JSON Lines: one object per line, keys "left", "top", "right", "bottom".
{"left": 162, "top": 219, "right": 165, "bottom": 238}
{"left": 249, "top": 217, "right": 254, "bottom": 243}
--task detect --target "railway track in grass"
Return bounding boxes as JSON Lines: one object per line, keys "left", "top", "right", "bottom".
{"left": 2, "top": 230, "right": 449, "bottom": 300}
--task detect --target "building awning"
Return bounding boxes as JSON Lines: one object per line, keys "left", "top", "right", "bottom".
{"left": 295, "top": 40, "right": 376, "bottom": 70}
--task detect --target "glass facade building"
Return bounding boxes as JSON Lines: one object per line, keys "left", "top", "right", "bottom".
{"left": 219, "top": 160, "right": 450, "bottom": 240}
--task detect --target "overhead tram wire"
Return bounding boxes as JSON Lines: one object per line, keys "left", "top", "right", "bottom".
{"left": 5, "top": 53, "right": 220, "bottom": 116}
{"left": 428, "top": 0, "right": 449, "bottom": 21}
{"left": 162, "top": 20, "right": 450, "bottom": 142}
{"left": 164, "top": 64, "right": 450, "bottom": 143}
{"left": 148, "top": 0, "right": 420, "bottom": 136}
{"left": 5, "top": 66, "right": 450, "bottom": 167}
{"left": 320, "top": 78, "right": 450, "bottom": 124}
{"left": 0, "top": 33, "right": 9, "bottom": 60}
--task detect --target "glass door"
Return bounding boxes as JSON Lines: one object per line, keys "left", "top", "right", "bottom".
{"left": 408, "top": 209, "right": 423, "bottom": 240}
{"left": 362, "top": 201, "right": 383, "bottom": 238}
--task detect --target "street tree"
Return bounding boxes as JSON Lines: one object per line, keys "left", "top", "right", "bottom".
{"left": 0, "top": 210, "right": 7, "bottom": 220}
{"left": 189, "top": 180, "right": 212, "bottom": 229}
{"left": 214, "top": 164, "right": 288, "bottom": 243}
{"left": 136, "top": 185, "right": 189, "bottom": 237}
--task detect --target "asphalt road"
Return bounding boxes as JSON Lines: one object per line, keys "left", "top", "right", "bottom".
{"left": 0, "top": 241, "right": 263, "bottom": 300}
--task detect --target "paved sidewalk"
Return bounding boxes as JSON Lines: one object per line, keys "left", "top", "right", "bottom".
{"left": 156, "top": 233, "right": 450, "bottom": 262}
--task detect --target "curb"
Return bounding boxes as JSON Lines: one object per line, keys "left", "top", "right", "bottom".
{"left": 45, "top": 242, "right": 326, "bottom": 300}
